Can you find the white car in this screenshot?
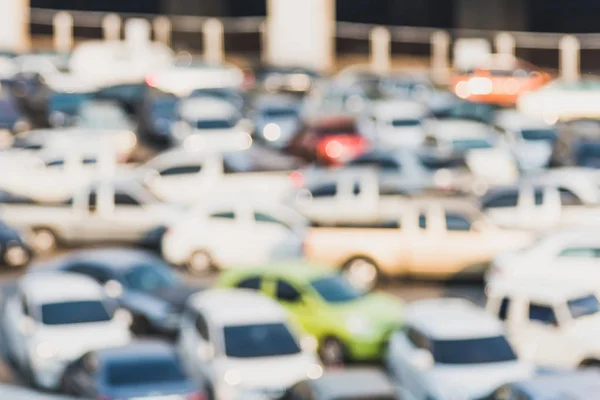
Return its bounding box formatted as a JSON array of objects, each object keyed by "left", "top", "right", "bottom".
[
  {"left": 518, "top": 79, "right": 600, "bottom": 124},
  {"left": 488, "top": 229, "right": 600, "bottom": 285},
  {"left": 162, "top": 201, "right": 307, "bottom": 275},
  {"left": 494, "top": 109, "right": 557, "bottom": 171},
  {"left": 531, "top": 167, "right": 600, "bottom": 204},
  {"left": 177, "top": 289, "right": 322, "bottom": 400},
  {"left": 2, "top": 272, "right": 132, "bottom": 389},
  {"left": 486, "top": 278, "right": 600, "bottom": 369},
  {"left": 366, "top": 100, "right": 429, "bottom": 148},
  {"left": 386, "top": 298, "right": 533, "bottom": 400},
  {"left": 173, "top": 97, "right": 253, "bottom": 153}
]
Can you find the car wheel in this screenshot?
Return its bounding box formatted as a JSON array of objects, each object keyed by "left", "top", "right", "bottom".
[
  {"left": 580, "top": 359, "right": 600, "bottom": 370},
  {"left": 319, "top": 337, "right": 345, "bottom": 366},
  {"left": 342, "top": 257, "right": 380, "bottom": 292},
  {"left": 187, "top": 251, "right": 214, "bottom": 276},
  {"left": 30, "top": 228, "right": 58, "bottom": 254}
]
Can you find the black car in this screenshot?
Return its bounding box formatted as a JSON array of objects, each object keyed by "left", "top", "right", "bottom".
[
  {"left": 0, "top": 90, "right": 30, "bottom": 134},
  {"left": 57, "top": 248, "right": 201, "bottom": 336},
  {"left": 138, "top": 92, "right": 179, "bottom": 147},
  {"left": 46, "top": 90, "right": 94, "bottom": 127},
  {"left": 61, "top": 341, "right": 205, "bottom": 400},
  {"left": 0, "top": 220, "right": 32, "bottom": 269}
]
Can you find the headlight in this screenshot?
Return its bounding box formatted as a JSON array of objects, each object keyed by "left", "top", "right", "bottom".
[
  {"left": 263, "top": 123, "right": 281, "bottom": 141},
  {"left": 118, "top": 131, "right": 137, "bottom": 151},
  {"left": 306, "top": 363, "right": 323, "bottom": 380},
  {"left": 224, "top": 369, "right": 241, "bottom": 386},
  {"left": 35, "top": 342, "right": 58, "bottom": 359},
  {"left": 345, "top": 315, "right": 374, "bottom": 336}
]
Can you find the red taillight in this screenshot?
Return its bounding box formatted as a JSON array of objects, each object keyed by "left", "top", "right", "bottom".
[
  {"left": 289, "top": 171, "right": 305, "bottom": 189},
  {"left": 187, "top": 392, "right": 207, "bottom": 400},
  {"left": 145, "top": 73, "right": 158, "bottom": 88},
  {"left": 325, "top": 140, "right": 343, "bottom": 159}
]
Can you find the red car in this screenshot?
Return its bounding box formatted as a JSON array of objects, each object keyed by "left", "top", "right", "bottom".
[{"left": 287, "top": 115, "right": 369, "bottom": 166}]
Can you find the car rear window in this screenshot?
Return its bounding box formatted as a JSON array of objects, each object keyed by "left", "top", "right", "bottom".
[
  {"left": 106, "top": 357, "right": 187, "bottom": 386},
  {"left": 41, "top": 300, "right": 112, "bottom": 325},
  {"left": 431, "top": 336, "right": 517, "bottom": 364},
  {"left": 223, "top": 323, "right": 301, "bottom": 358},
  {"left": 195, "top": 119, "right": 237, "bottom": 130}
]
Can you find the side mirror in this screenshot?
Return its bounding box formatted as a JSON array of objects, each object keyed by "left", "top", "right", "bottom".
[
  {"left": 104, "top": 280, "right": 124, "bottom": 299},
  {"left": 18, "top": 315, "right": 36, "bottom": 336},
  {"left": 411, "top": 349, "right": 434, "bottom": 371},
  {"left": 197, "top": 342, "right": 215, "bottom": 361}
]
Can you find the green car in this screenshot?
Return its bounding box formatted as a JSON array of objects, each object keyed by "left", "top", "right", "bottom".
[{"left": 217, "top": 260, "right": 403, "bottom": 365}]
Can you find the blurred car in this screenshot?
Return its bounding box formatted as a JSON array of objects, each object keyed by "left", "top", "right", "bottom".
[
  {"left": 218, "top": 261, "right": 403, "bottom": 365},
  {"left": 178, "top": 289, "right": 322, "bottom": 400},
  {"left": 486, "top": 278, "right": 600, "bottom": 368},
  {"left": 61, "top": 341, "right": 204, "bottom": 400},
  {"left": 484, "top": 370, "right": 600, "bottom": 400},
  {"left": 551, "top": 119, "right": 600, "bottom": 167},
  {"left": 254, "top": 65, "right": 320, "bottom": 94},
  {"left": 494, "top": 109, "right": 557, "bottom": 171},
  {"left": 287, "top": 114, "right": 369, "bottom": 166},
  {"left": 282, "top": 368, "right": 399, "bottom": 400},
  {"left": 452, "top": 55, "right": 550, "bottom": 105},
  {"left": 94, "top": 83, "right": 147, "bottom": 116},
  {"left": 173, "top": 97, "right": 253, "bottom": 153},
  {"left": 252, "top": 95, "right": 302, "bottom": 149},
  {"left": 162, "top": 201, "right": 307, "bottom": 275},
  {"left": 2, "top": 272, "right": 132, "bottom": 390},
  {"left": 140, "top": 146, "right": 304, "bottom": 204},
  {"left": 58, "top": 248, "right": 200, "bottom": 336},
  {"left": 365, "top": 100, "right": 429, "bottom": 148},
  {"left": 0, "top": 219, "right": 32, "bottom": 268},
  {"left": 487, "top": 230, "right": 600, "bottom": 285},
  {"left": 304, "top": 198, "right": 534, "bottom": 290},
  {"left": 518, "top": 78, "right": 600, "bottom": 124},
  {"left": 386, "top": 298, "right": 533, "bottom": 400},
  {"left": 137, "top": 91, "right": 179, "bottom": 146},
  {"left": 529, "top": 167, "right": 600, "bottom": 204},
  {"left": 46, "top": 90, "right": 93, "bottom": 127},
  {"left": 189, "top": 87, "right": 247, "bottom": 113},
  {"left": 0, "top": 89, "right": 30, "bottom": 143}
]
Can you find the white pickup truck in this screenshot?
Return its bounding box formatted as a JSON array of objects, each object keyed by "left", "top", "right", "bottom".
[
  {"left": 140, "top": 146, "right": 304, "bottom": 204},
  {"left": 0, "top": 179, "right": 181, "bottom": 253},
  {"left": 481, "top": 184, "right": 600, "bottom": 231}
]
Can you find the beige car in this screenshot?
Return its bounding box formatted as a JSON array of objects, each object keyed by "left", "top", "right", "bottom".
[{"left": 303, "top": 199, "right": 535, "bottom": 290}]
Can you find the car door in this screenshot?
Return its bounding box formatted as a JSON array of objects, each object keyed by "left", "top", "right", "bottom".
[
  {"left": 388, "top": 327, "right": 433, "bottom": 400},
  {"left": 251, "top": 210, "right": 298, "bottom": 264},
  {"left": 514, "top": 302, "right": 565, "bottom": 366},
  {"left": 272, "top": 279, "right": 316, "bottom": 335},
  {"left": 481, "top": 188, "right": 522, "bottom": 228},
  {"left": 4, "top": 290, "right": 30, "bottom": 367},
  {"left": 205, "top": 207, "right": 254, "bottom": 266},
  {"left": 179, "top": 309, "right": 215, "bottom": 383},
  {"left": 409, "top": 206, "right": 448, "bottom": 277}
]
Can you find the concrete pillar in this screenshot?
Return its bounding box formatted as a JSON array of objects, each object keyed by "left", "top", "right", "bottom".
[
  {"left": 370, "top": 27, "right": 391, "bottom": 74},
  {"left": 125, "top": 19, "right": 152, "bottom": 48},
  {"left": 203, "top": 18, "right": 225, "bottom": 64},
  {"left": 153, "top": 16, "right": 172, "bottom": 47},
  {"left": 266, "top": 0, "right": 335, "bottom": 72},
  {"left": 431, "top": 30, "right": 450, "bottom": 85},
  {"left": 53, "top": 12, "right": 73, "bottom": 54},
  {"left": 495, "top": 32, "right": 515, "bottom": 57},
  {"left": 560, "top": 35, "right": 580, "bottom": 83},
  {"left": 0, "top": 0, "right": 30, "bottom": 52},
  {"left": 102, "top": 14, "right": 122, "bottom": 41},
  {"left": 259, "top": 21, "right": 268, "bottom": 63}
]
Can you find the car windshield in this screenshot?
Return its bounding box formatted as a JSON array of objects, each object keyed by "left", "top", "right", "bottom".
[
  {"left": 452, "top": 138, "right": 493, "bottom": 151},
  {"left": 49, "top": 93, "right": 91, "bottom": 113},
  {"left": 431, "top": 336, "right": 517, "bottom": 364},
  {"left": 106, "top": 357, "right": 187, "bottom": 386},
  {"left": 314, "top": 123, "right": 358, "bottom": 136},
  {"left": 223, "top": 323, "right": 301, "bottom": 358},
  {"left": 151, "top": 99, "right": 178, "bottom": 118},
  {"left": 124, "top": 264, "right": 179, "bottom": 292},
  {"left": 195, "top": 118, "right": 237, "bottom": 130},
  {"left": 264, "top": 108, "right": 298, "bottom": 118},
  {"left": 311, "top": 276, "right": 363, "bottom": 303},
  {"left": 521, "top": 129, "right": 557, "bottom": 141},
  {"left": 78, "top": 104, "right": 131, "bottom": 130},
  {"left": 391, "top": 119, "right": 421, "bottom": 128},
  {"left": 568, "top": 295, "right": 600, "bottom": 319},
  {"left": 41, "top": 300, "right": 113, "bottom": 325}
]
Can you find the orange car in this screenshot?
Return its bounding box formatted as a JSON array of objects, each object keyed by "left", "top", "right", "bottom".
[{"left": 452, "top": 56, "right": 551, "bottom": 105}]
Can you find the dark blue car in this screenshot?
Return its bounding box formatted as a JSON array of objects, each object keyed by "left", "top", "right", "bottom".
[
  {"left": 57, "top": 248, "right": 201, "bottom": 336},
  {"left": 61, "top": 341, "right": 205, "bottom": 400}
]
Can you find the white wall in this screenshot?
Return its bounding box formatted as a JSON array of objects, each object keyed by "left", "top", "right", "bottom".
[
  {"left": 0, "top": 0, "right": 29, "bottom": 52},
  {"left": 266, "top": 0, "right": 335, "bottom": 72}
]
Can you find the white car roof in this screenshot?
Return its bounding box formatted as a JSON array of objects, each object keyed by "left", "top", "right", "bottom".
[
  {"left": 426, "top": 120, "right": 492, "bottom": 141},
  {"left": 188, "top": 289, "right": 289, "bottom": 327},
  {"left": 495, "top": 109, "right": 552, "bottom": 130},
  {"left": 487, "top": 277, "right": 597, "bottom": 304},
  {"left": 373, "top": 100, "right": 429, "bottom": 119},
  {"left": 406, "top": 298, "right": 505, "bottom": 340},
  {"left": 179, "top": 98, "right": 238, "bottom": 120},
  {"left": 147, "top": 64, "right": 243, "bottom": 96},
  {"left": 20, "top": 272, "right": 105, "bottom": 305}
]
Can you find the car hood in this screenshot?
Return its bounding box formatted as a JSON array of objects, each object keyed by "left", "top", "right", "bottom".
[
  {"left": 465, "top": 148, "right": 518, "bottom": 185},
  {"left": 106, "top": 380, "right": 197, "bottom": 399},
  {"left": 428, "top": 360, "right": 534, "bottom": 399},
  {"left": 149, "top": 285, "right": 200, "bottom": 312},
  {"left": 332, "top": 292, "right": 403, "bottom": 329}
]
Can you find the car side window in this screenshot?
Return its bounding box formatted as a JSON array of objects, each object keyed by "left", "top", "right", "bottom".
[
  {"left": 210, "top": 211, "right": 236, "bottom": 219},
  {"left": 71, "top": 265, "right": 111, "bottom": 284},
  {"left": 254, "top": 212, "right": 288, "bottom": 228},
  {"left": 534, "top": 189, "right": 544, "bottom": 206},
  {"left": 88, "top": 190, "right": 97, "bottom": 212},
  {"left": 19, "top": 293, "right": 30, "bottom": 316},
  {"left": 236, "top": 277, "right": 261, "bottom": 291},
  {"left": 406, "top": 327, "right": 430, "bottom": 350},
  {"left": 276, "top": 280, "right": 302, "bottom": 303},
  {"left": 529, "top": 303, "right": 558, "bottom": 326},
  {"left": 418, "top": 214, "right": 427, "bottom": 229},
  {"left": 482, "top": 192, "right": 519, "bottom": 209},
  {"left": 498, "top": 297, "right": 511, "bottom": 321},
  {"left": 114, "top": 192, "right": 141, "bottom": 206},
  {"left": 559, "top": 247, "right": 600, "bottom": 258},
  {"left": 558, "top": 188, "right": 584, "bottom": 206},
  {"left": 195, "top": 313, "right": 210, "bottom": 341},
  {"left": 445, "top": 213, "right": 472, "bottom": 231},
  {"left": 310, "top": 183, "right": 337, "bottom": 198},
  {"left": 159, "top": 165, "right": 202, "bottom": 176},
  {"left": 45, "top": 159, "right": 65, "bottom": 167}
]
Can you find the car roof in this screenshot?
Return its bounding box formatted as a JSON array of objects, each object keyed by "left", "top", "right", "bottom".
[
  {"left": 494, "top": 109, "right": 552, "bottom": 130},
  {"left": 406, "top": 298, "right": 504, "bottom": 340},
  {"left": 222, "top": 260, "right": 332, "bottom": 283},
  {"left": 95, "top": 340, "right": 176, "bottom": 362},
  {"left": 373, "top": 100, "right": 429, "bottom": 118},
  {"left": 178, "top": 97, "right": 238, "bottom": 119},
  {"left": 513, "top": 370, "right": 600, "bottom": 398},
  {"left": 188, "top": 289, "right": 289, "bottom": 326},
  {"left": 426, "top": 119, "right": 492, "bottom": 140},
  {"left": 311, "top": 368, "right": 396, "bottom": 398},
  {"left": 66, "top": 247, "right": 162, "bottom": 271},
  {"left": 487, "top": 277, "right": 598, "bottom": 304},
  {"left": 21, "top": 272, "right": 105, "bottom": 304}
]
